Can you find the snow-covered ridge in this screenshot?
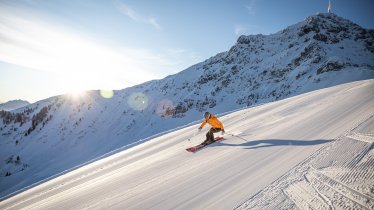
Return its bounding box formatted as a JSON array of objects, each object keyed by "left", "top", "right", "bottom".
[
  {"left": 0, "top": 100, "right": 30, "bottom": 111},
  {"left": 0, "top": 13, "right": 373, "bottom": 198}
]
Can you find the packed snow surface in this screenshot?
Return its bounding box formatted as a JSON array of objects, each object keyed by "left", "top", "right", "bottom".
[{"left": 1, "top": 79, "right": 373, "bottom": 209}]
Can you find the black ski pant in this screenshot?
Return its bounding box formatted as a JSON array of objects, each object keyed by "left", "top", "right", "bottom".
[{"left": 204, "top": 127, "right": 222, "bottom": 144}]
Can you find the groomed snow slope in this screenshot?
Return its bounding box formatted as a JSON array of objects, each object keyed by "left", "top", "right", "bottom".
[{"left": 1, "top": 79, "right": 373, "bottom": 209}]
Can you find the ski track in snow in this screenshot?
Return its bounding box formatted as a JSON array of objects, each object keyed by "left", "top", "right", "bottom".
[{"left": 236, "top": 112, "right": 374, "bottom": 210}]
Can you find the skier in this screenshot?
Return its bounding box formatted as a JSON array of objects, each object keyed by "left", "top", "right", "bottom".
[{"left": 198, "top": 112, "right": 225, "bottom": 145}]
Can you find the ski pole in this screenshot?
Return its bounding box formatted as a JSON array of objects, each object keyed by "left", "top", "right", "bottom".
[{"left": 227, "top": 132, "right": 248, "bottom": 142}]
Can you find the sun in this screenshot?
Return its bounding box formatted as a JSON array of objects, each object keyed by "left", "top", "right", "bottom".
[
  {"left": 69, "top": 90, "right": 85, "bottom": 97},
  {"left": 67, "top": 89, "right": 87, "bottom": 101}
]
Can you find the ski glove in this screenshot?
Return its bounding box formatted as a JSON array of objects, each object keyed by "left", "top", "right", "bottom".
[{"left": 198, "top": 127, "right": 202, "bottom": 132}]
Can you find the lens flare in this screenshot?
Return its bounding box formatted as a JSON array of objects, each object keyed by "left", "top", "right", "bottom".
[
  {"left": 127, "top": 92, "right": 148, "bottom": 111},
  {"left": 100, "top": 90, "right": 114, "bottom": 99}
]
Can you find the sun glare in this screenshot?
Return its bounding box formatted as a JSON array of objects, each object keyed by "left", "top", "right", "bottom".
[
  {"left": 0, "top": 5, "right": 168, "bottom": 103},
  {"left": 68, "top": 89, "right": 87, "bottom": 100}
]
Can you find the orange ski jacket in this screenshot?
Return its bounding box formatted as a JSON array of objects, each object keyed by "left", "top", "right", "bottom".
[{"left": 199, "top": 114, "right": 224, "bottom": 130}]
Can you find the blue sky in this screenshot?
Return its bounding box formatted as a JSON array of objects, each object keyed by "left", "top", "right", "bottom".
[{"left": 0, "top": 0, "right": 373, "bottom": 103}]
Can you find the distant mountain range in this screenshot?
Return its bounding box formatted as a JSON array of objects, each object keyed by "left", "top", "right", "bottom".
[
  {"left": 0, "top": 100, "right": 30, "bottom": 111},
  {"left": 1, "top": 13, "right": 373, "bottom": 198}
]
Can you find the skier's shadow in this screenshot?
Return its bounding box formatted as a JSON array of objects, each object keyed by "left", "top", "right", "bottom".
[{"left": 215, "top": 138, "right": 333, "bottom": 149}]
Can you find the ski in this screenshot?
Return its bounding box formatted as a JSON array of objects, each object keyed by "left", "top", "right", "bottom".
[{"left": 186, "top": 136, "right": 224, "bottom": 153}]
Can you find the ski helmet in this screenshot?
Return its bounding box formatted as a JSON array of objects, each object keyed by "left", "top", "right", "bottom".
[{"left": 204, "top": 112, "right": 210, "bottom": 118}]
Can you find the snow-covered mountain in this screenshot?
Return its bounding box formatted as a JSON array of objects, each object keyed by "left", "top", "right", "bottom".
[
  {"left": 0, "top": 100, "right": 30, "bottom": 111},
  {"left": 0, "top": 13, "right": 373, "bottom": 198}
]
